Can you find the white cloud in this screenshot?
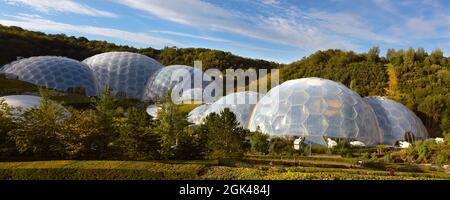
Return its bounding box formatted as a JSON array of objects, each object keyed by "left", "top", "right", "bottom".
[
  {"left": 113, "top": 0, "right": 393, "bottom": 51},
  {"left": 372, "top": 0, "right": 397, "bottom": 14},
  {"left": 4, "top": 0, "right": 117, "bottom": 18},
  {"left": 149, "top": 30, "right": 231, "bottom": 43},
  {"left": 261, "top": 0, "right": 280, "bottom": 6},
  {"left": 0, "top": 14, "right": 177, "bottom": 47},
  {"left": 405, "top": 18, "right": 437, "bottom": 37}
]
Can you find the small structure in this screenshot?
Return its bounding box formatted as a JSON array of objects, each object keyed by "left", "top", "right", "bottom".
[
  {"left": 435, "top": 137, "right": 444, "bottom": 144},
  {"left": 399, "top": 141, "right": 411, "bottom": 149},
  {"left": 350, "top": 141, "right": 366, "bottom": 147},
  {"left": 293, "top": 138, "right": 304, "bottom": 150},
  {"left": 327, "top": 138, "right": 337, "bottom": 148},
  {"left": 146, "top": 105, "right": 161, "bottom": 119}
]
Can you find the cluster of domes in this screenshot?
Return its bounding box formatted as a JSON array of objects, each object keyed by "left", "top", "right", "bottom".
[
  {"left": 1, "top": 52, "right": 429, "bottom": 146},
  {"left": 188, "top": 78, "right": 429, "bottom": 146},
  {"left": 1, "top": 52, "right": 213, "bottom": 103}
]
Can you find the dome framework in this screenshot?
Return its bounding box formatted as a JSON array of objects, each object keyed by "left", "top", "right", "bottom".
[
  {"left": 1, "top": 56, "right": 99, "bottom": 96},
  {"left": 83, "top": 52, "right": 163, "bottom": 100},
  {"left": 364, "top": 96, "right": 428, "bottom": 145},
  {"left": 248, "top": 78, "right": 383, "bottom": 146}
]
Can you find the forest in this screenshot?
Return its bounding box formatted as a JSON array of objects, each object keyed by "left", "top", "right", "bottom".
[{"left": 0, "top": 24, "right": 449, "bottom": 138}]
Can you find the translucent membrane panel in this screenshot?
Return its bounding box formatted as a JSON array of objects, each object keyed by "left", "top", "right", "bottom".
[
  {"left": 249, "top": 77, "right": 383, "bottom": 146},
  {"left": 143, "top": 65, "right": 213, "bottom": 102},
  {"left": 188, "top": 104, "right": 211, "bottom": 125},
  {"left": 188, "top": 91, "right": 263, "bottom": 128},
  {"left": 2, "top": 56, "right": 99, "bottom": 96},
  {"left": 364, "top": 96, "right": 428, "bottom": 145},
  {"left": 83, "top": 52, "right": 163, "bottom": 100}
]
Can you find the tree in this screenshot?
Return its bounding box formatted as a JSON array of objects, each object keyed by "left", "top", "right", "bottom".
[
  {"left": 172, "top": 126, "right": 207, "bottom": 160},
  {"left": 154, "top": 95, "right": 190, "bottom": 159},
  {"left": 59, "top": 109, "right": 107, "bottom": 159},
  {"left": 366, "top": 46, "right": 380, "bottom": 62},
  {"left": 249, "top": 128, "right": 269, "bottom": 155},
  {"left": 8, "top": 89, "right": 66, "bottom": 158},
  {"left": 91, "top": 86, "right": 118, "bottom": 157},
  {"left": 0, "top": 99, "right": 16, "bottom": 155},
  {"left": 202, "top": 108, "right": 248, "bottom": 159},
  {"left": 113, "top": 107, "right": 160, "bottom": 160}
]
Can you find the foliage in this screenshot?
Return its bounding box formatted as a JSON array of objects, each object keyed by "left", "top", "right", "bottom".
[
  {"left": 154, "top": 96, "right": 190, "bottom": 159},
  {"left": 268, "top": 137, "right": 296, "bottom": 156},
  {"left": 201, "top": 108, "right": 249, "bottom": 159},
  {"left": 113, "top": 107, "right": 160, "bottom": 160},
  {"left": 0, "top": 25, "right": 278, "bottom": 70},
  {"left": 0, "top": 100, "right": 16, "bottom": 155},
  {"left": 59, "top": 109, "right": 106, "bottom": 159},
  {"left": 8, "top": 89, "right": 66, "bottom": 158},
  {"left": 280, "top": 49, "right": 388, "bottom": 96},
  {"left": 249, "top": 128, "right": 270, "bottom": 155},
  {"left": 0, "top": 160, "right": 205, "bottom": 180}
]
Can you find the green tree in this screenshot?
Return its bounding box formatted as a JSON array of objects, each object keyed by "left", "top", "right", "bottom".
[
  {"left": 113, "top": 107, "right": 160, "bottom": 160},
  {"left": 154, "top": 96, "right": 190, "bottom": 159},
  {"left": 202, "top": 108, "right": 248, "bottom": 159},
  {"left": 60, "top": 109, "right": 107, "bottom": 159},
  {"left": 91, "top": 86, "right": 118, "bottom": 157},
  {"left": 8, "top": 89, "right": 65, "bottom": 158},
  {"left": 249, "top": 128, "right": 269, "bottom": 155},
  {"left": 0, "top": 99, "right": 16, "bottom": 155}
]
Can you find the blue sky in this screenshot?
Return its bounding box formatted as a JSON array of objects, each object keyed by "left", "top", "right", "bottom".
[{"left": 0, "top": 0, "right": 449, "bottom": 63}]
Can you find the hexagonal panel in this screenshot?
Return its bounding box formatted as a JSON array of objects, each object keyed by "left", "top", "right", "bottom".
[{"left": 1, "top": 56, "right": 99, "bottom": 96}]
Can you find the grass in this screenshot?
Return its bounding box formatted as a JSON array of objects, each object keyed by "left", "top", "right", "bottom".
[{"left": 0, "top": 156, "right": 448, "bottom": 180}]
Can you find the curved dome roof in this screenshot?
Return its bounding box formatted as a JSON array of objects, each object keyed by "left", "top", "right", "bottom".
[
  {"left": 1, "top": 56, "right": 99, "bottom": 96},
  {"left": 364, "top": 96, "right": 428, "bottom": 145},
  {"left": 143, "top": 65, "right": 212, "bottom": 102},
  {"left": 188, "top": 91, "right": 263, "bottom": 128},
  {"left": 0, "top": 95, "right": 69, "bottom": 117},
  {"left": 248, "top": 78, "right": 383, "bottom": 146},
  {"left": 83, "top": 52, "right": 163, "bottom": 100}
]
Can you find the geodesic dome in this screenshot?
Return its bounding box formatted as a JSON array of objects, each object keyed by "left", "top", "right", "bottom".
[
  {"left": 364, "top": 96, "right": 428, "bottom": 145},
  {"left": 0, "top": 95, "right": 69, "bottom": 117},
  {"left": 0, "top": 95, "right": 41, "bottom": 110},
  {"left": 1, "top": 56, "right": 99, "bottom": 96},
  {"left": 188, "top": 91, "right": 263, "bottom": 128},
  {"left": 83, "top": 52, "right": 163, "bottom": 100},
  {"left": 248, "top": 78, "right": 383, "bottom": 146},
  {"left": 143, "top": 65, "right": 212, "bottom": 102}
]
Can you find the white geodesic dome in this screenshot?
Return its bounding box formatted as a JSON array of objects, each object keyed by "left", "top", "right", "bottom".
[
  {"left": 364, "top": 96, "right": 428, "bottom": 145},
  {"left": 83, "top": 52, "right": 163, "bottom": 100},
  {"left": 0, "top": 95, "right": 41, "bottom": 110},
  {"left": 0, "top": 95, "right": 69, "bottom": 117},
  {"left": 188, "top": 91, "right": 263, "bottom": 128},
  {"left": 248, "top": 78, "right": 383, "bottom": 146},
  {"left": 143, "top": 65, "right": 212, "bottom": 102},
  {"left": 1, "top": 56, "right": 99, "bottom": 96}
]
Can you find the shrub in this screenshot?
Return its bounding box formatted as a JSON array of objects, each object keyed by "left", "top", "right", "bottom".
[
  {"left": 249, "top": 129, "right": 269, "bottom": 155},
  {"left": 8, "top": 90, "right": 66, "bottom": 158},
  {"left": 113, "top": 107, "right": 160, "bottom": 160}
]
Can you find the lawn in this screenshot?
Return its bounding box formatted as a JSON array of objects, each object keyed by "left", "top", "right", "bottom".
[{"left": 0, "top": 156, "right": 448, "bottom": 180}]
